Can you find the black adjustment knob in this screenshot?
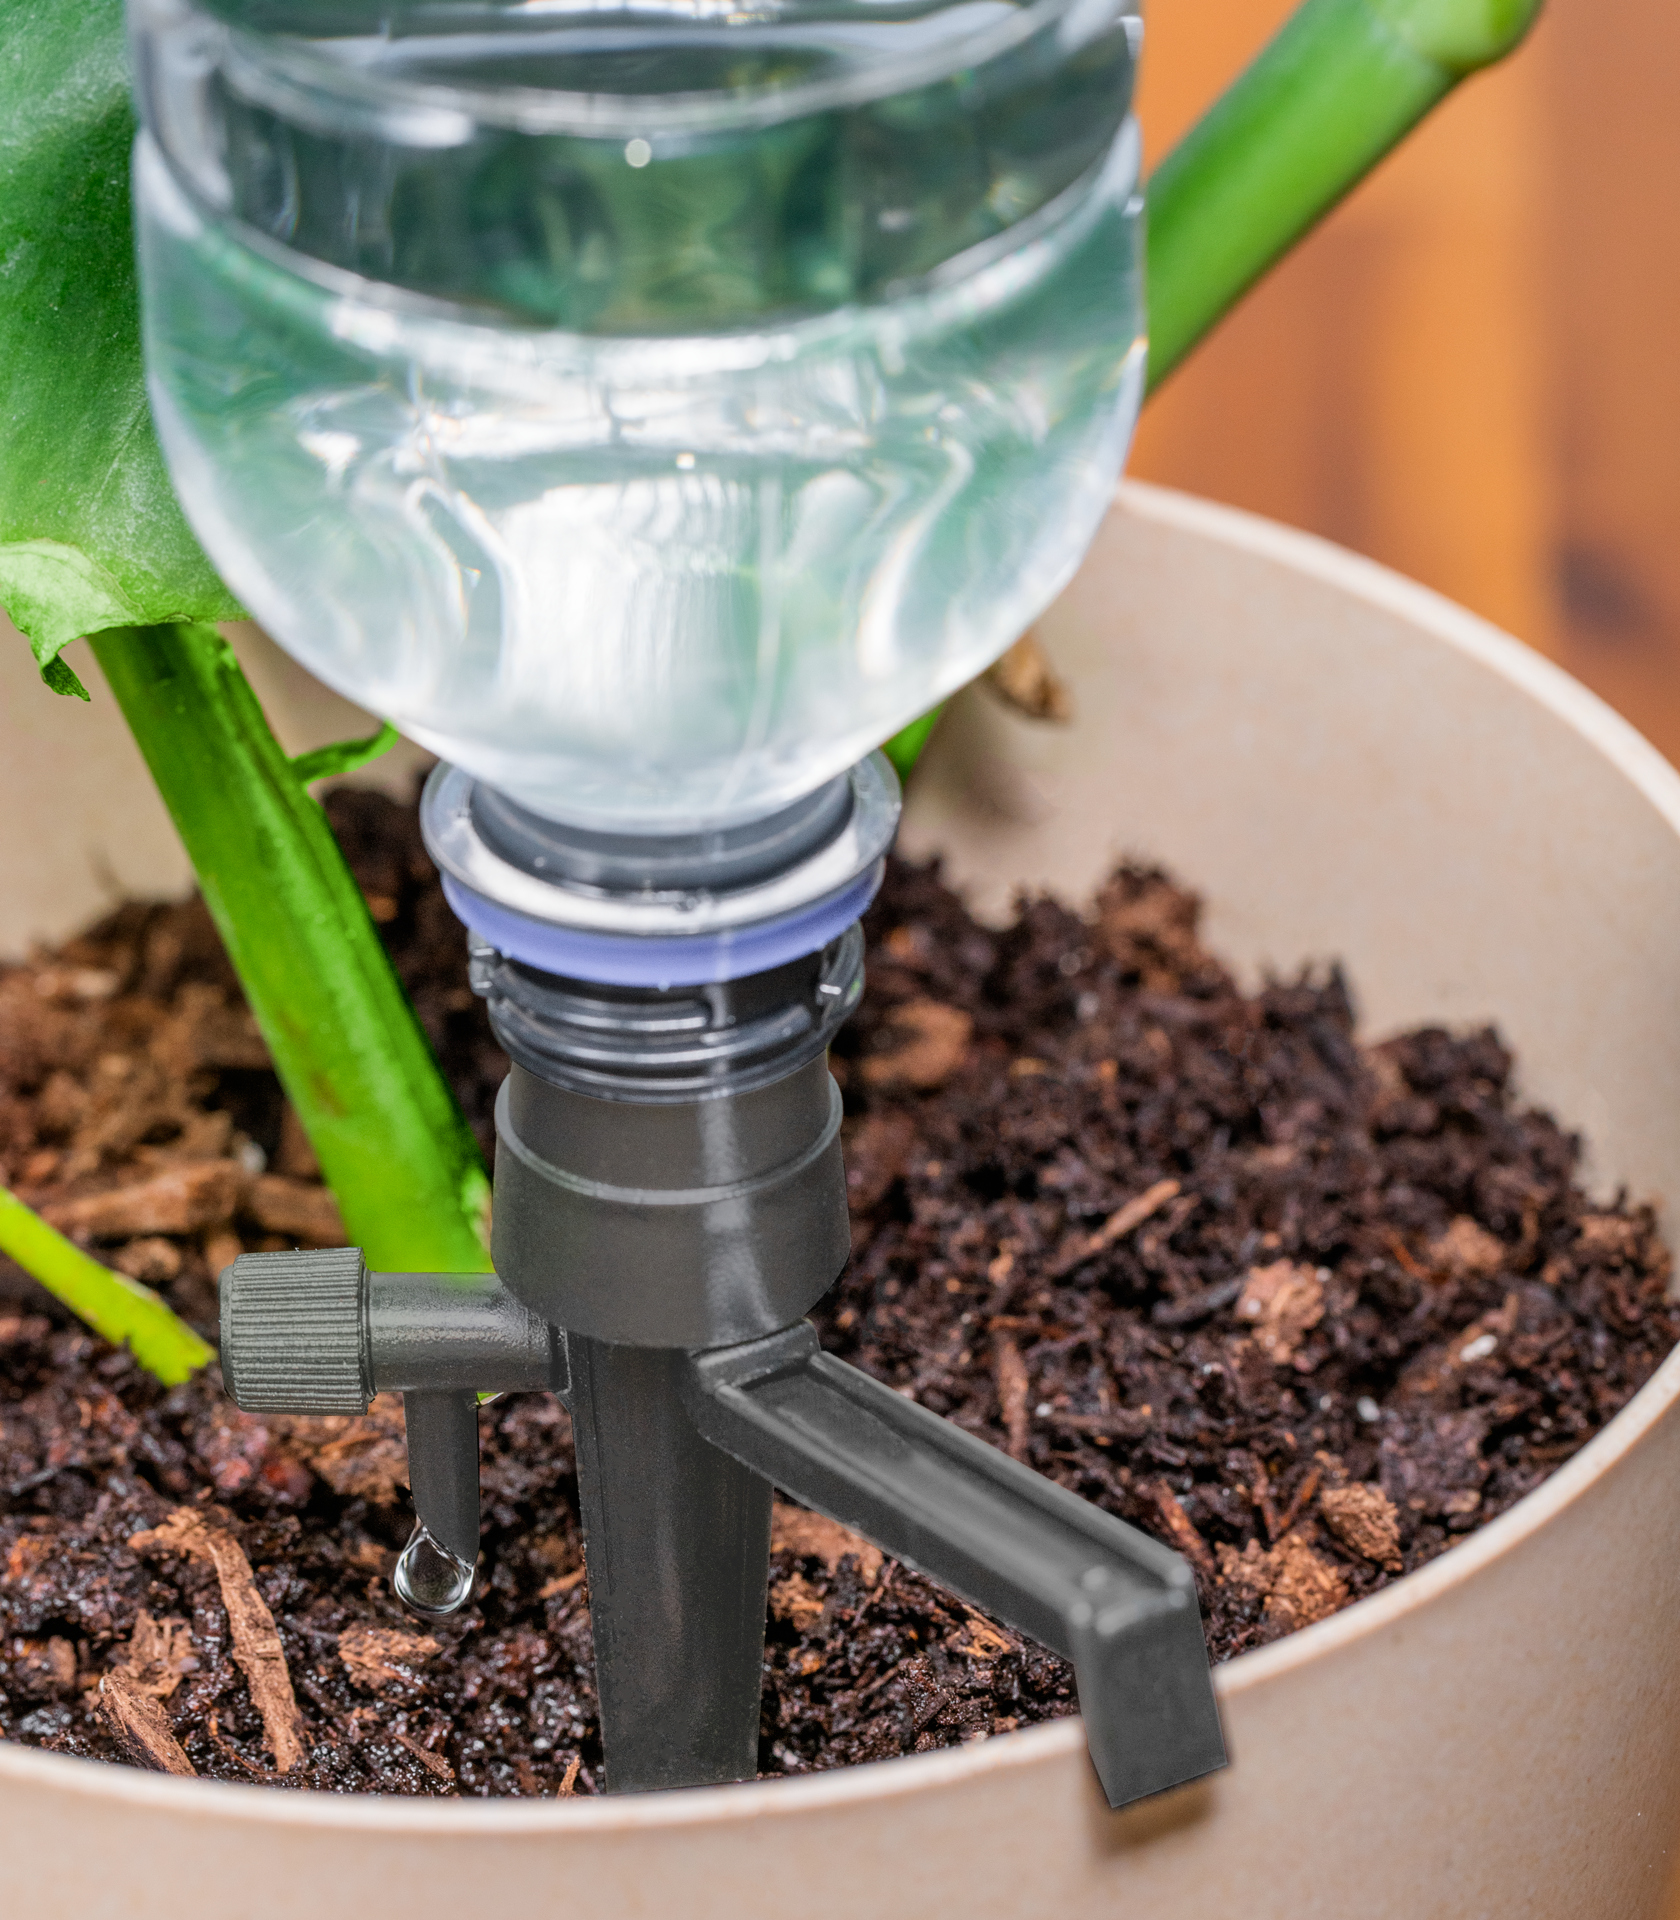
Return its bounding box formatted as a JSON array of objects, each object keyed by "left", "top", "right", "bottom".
[{"left": 219, "top": 1247, "right": 370, "bottom": 1415}]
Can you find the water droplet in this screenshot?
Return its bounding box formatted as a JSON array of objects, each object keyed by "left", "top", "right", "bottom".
[{"left": 393, "top": 1522, "right": 476, "bottom": 1616}]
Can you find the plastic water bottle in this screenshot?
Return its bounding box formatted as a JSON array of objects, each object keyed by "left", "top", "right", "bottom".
[{"left": 131, "top": 0, "right": 1146, "bottom": 831}]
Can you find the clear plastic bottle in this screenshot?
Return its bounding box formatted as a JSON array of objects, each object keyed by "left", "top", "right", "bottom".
[{"left": 131, "top": 0, "right": 1146, "bottom": 831}]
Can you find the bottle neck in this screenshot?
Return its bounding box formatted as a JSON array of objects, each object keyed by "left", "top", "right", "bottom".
[{"left": 421, "top": 753, "right": 900, "bottom": 992}]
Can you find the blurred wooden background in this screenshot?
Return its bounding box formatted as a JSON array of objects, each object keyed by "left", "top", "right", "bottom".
[{"left": 1131, "top": 0, "right": 1680, "bottom": 764}]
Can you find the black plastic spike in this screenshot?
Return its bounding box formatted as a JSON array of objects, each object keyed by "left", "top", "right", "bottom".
[{"left": 682, "top": 1322, "right": 1227, "bottom": 1809}]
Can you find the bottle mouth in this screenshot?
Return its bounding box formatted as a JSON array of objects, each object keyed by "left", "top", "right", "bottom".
[
  {"left": 198, "top": 0, "right": 1136, "bottom": 138},
  {"left": 421, "top": 754, "right": 902, "bottom": 984},
  {"left": 470, "top": 772, "right": 854, "bottom": 895}
]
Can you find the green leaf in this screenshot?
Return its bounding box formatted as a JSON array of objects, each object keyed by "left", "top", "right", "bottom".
[
  {"left": 0, "top": 0, "right": 241, "bottom": 666},
  {"left": 39, "top": 655, "right": 91, "bottom": 701},
  {"left": 0, "top": 538, "right": 153, "bottom": 698}
]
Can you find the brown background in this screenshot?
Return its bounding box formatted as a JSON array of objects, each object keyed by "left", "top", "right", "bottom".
[{"left": 1130, "top": 0, "right": 1680, "bottom": 764}]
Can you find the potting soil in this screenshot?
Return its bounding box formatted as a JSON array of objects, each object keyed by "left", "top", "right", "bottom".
[{"left": 1, "top": 790, "right": 1674, "bottom": 1794}]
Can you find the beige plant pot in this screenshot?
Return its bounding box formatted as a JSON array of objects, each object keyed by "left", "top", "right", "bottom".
[{"left": 4, "top": 482, "right": 1680, "bottom": 1919}]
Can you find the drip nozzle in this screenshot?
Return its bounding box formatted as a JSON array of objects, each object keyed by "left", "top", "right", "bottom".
[{"left": 219, "top": 1251, "right": 567, "bottom": 1615}]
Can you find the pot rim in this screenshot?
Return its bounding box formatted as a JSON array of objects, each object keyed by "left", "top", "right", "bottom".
[{"left": 8, "top": 479, "right": 1679, "bottom": 1833}]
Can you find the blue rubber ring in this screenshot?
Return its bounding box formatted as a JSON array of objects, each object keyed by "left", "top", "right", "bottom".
[{"left": 441, "top": 865, "right": 884, "bottom": 987}]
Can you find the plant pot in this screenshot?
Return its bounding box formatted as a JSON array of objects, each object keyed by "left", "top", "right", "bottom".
[{"left": 5, "top": 481, "right": 1680, "bottom": 1919}]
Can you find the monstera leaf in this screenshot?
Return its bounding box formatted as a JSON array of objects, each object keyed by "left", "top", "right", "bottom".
[{"left": 0, "top": 0, "right": 239, "bottom": 697}]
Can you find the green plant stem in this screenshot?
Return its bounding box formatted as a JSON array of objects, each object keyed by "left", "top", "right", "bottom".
[
  {"left": 883, "top": 707, "right": 945, "bottom": 785},
  {"left": 89, "top": 623, "right": 492, "bottom": 1274},
  {"left": 0, "top": 1186, "right": 212, "bottom": 1385},
  {"left": 1145, "top": 0, "right": 1544, "bottom": 390}
]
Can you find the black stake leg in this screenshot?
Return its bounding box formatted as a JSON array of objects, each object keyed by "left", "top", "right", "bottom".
[
  {"left": 568, "top": 1332, "right": 772, "bottom": 1793},
  {"left": 683, "top": 1323, "right": 1228, "bottom": 1810}
]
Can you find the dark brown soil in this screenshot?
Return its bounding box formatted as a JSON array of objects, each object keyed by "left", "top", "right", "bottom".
[{"left": 1, "top": 789, "right": 1675, "bottom": 1794}]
